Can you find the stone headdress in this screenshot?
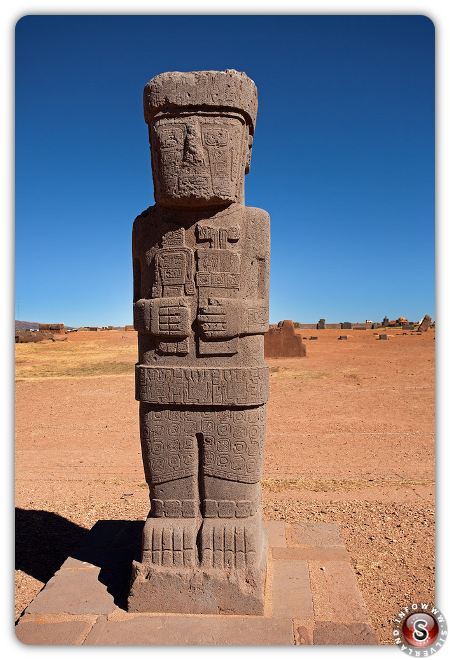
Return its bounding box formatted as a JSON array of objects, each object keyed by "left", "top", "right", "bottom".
[{"left": 143, "top": 69, "right": 258, "bottom": 134}]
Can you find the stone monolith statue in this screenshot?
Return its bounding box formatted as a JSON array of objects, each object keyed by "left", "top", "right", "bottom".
[{"left": 127, "top": 70, "right": 270, "bottom": 615}]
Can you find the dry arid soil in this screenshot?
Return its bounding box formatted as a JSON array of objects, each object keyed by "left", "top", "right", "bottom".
[{"left": 15, "top": 327, "right": 435, "bottom": 644}]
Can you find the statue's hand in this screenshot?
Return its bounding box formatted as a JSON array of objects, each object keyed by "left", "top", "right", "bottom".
[
  {"left": 197, "top": 299, "right": 241, "bottom": 340},
  {"left": 133, "top": 298, "right": 191, "bottom": 337},
  {"left": 151, "top": 298, "right": 191, "bottom": 338}
]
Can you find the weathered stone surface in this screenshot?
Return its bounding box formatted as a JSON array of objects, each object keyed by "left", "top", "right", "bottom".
[
  {"left": 16, "top": 521, "right": 375, "bottom": 646},
  {"left": 418, "top": 314, "right": 432, "bottom": 331},
  {"left": 263, "top": 520, "right": 287, "bottom": 547},
  {"left": 129, "top": 70, "right": 270, "bottom": 614},
  {"left": 128, "top": 530, "right": 268, "bottom": 615},
  {"left": 38, "top": 323, "right": 65, "bottom": 334},
  {"left": 143, "top": 70, "right": 258, "bottom": 136},
  {"left": 272, "top": 546, "right": 349, "bottom": 562},
  {"left": 85, "top": 613, "right": 295, "bottom": 645},
  {"left": 308, "top": 561, "right": 370, "bottom": 623},
  {"left": 264, "top": 320, "right": 306, "bottom": 358},
  {"left": 16, "top": 619, "right": 92, "bottom": 645},
  {"left": 25, "top": 569, "right": 118, "bottom": 615},
  {"left": 317, "top": 319, "right": 326, "bottom": 329},
  {"left": 313, "top": 621, "right": 378, "bottom": 645},
  {"left": 287, "top": 522, "right": 345, "bottom": 548},
  {"left": 271, "top": 560, "right": 313, "bottom": 619}
]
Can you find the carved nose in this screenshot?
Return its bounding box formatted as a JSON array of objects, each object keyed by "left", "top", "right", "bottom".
[{"left": 184, "top": 128, "right": 206, "bottom": 166}]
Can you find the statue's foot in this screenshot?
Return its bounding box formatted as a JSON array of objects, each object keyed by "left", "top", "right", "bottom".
[
  {"left": 141, "top": 517, "right": 199, "bottom": 568},
  {"left": 198, "top": 516, "right": 264, "bottom": 570},
  {"left": 129, "top": 515, "right": 267, "bottom": 614}
]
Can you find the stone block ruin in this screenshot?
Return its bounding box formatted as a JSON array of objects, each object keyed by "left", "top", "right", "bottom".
[
  {"left": 264, "top": 320, "right": 306, "bottom": 358},
  {"left": 418, "top": 315, "right": 432, "bottom": 332},
  {"left": 15, "top": 323, "right": 66, "bottom": 343}
]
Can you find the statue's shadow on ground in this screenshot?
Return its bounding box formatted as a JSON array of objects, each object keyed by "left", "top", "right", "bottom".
[{"left": 15, "top": 509, "right": 144, "bottom": 610}]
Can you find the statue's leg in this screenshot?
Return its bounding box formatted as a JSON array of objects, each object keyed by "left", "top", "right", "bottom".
[
  {"left": 149, "top": 477, "right": 198, "bottom": 518},
  {"left": 139, "top": 404, "right": 200, "bottom": 567},
  {"left": 200, "top": 477, "right": 264, "bottom": 569},
  {"left": 198, "top": 406, "right": 266, "bottom": 570}
]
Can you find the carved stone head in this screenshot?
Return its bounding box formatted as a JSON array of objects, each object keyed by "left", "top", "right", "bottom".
[{"left": 143, "top": 70, "right": 258, "bottom": 208}]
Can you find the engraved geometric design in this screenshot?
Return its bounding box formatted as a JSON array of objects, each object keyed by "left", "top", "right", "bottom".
[
  {"left": 140, "top": 406, "right": 266, "bottom": 484},
  {"left": 136, "top": 366, "right": 269, "bottom": 406}
]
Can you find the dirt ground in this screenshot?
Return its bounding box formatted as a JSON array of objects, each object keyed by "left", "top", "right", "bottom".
[{"left": 15, "top": 327, "right": 435, "bottom": 644}]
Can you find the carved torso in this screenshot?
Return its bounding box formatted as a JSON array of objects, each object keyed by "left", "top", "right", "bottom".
[{"left": 133, "top": 203, "right": 269, "bottom": 370}]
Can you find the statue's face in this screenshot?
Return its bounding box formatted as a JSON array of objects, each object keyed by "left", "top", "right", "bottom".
[{"left": 149, "top": 113, "right": 250, "bottom": 208}]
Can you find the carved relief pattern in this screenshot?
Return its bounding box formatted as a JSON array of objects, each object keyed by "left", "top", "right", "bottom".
[
  {"left": 136, "top": 366, "right": 269, "bottom": 406},
  {"left": 149, "top": 227, "right": 195, "bottom": 355},
  {"left": 140, "top": 406, "right": 265, "bottom": 484},
  {"left": 152, "top": 116, "right": 245, "bottom": 205}
]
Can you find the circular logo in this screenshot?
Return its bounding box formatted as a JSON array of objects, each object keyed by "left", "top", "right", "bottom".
[{"left": 402, "top": 613, "right": 440, "bottom": 647}]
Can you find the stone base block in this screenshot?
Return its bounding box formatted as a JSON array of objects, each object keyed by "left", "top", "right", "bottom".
[{"left": 128, "top": 528, "right": 268, "bottom": 615}]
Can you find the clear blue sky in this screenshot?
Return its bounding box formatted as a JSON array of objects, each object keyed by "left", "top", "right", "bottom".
[{"left": 15, "top": 15, "right": 435, "bottom": 327}]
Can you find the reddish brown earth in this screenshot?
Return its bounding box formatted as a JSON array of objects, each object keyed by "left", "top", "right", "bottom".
[{"left": 15, "top": 328, "right": 435, "bottom": 643}]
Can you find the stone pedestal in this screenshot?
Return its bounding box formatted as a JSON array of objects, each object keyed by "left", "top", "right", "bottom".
[
  {"left": 128, "top": 522, "right": 268, "bottom": 614},
  {"left": 16, "top": 520, "right": 378, "bottom": 645}
]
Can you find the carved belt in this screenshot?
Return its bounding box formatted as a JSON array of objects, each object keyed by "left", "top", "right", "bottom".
[{"left": 135, "top": 365, "right": 270, "bottom": 407}]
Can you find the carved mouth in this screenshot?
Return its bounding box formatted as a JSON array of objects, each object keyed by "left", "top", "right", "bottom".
[{"left": 178, "top": 175, "right": 212, "bottom": 197}]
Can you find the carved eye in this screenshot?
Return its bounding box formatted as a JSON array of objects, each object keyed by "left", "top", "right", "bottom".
[
  {"left": 202, "top": 128, "right": 228, "bottom": 147},
  {"left": 157, "top": 126, "right": 185, "bottom": 148}
]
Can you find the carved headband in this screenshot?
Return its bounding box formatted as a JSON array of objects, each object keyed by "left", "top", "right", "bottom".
[{"left": 143, "top": 69, "right": 258, "bottom": 135}]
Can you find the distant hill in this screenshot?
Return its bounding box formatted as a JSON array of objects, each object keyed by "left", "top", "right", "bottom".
[
  {"left": 15, "top": 320, "right": 40, "bottom": 331},
  {"left": 15, "top": 321, "right": 124, "bottom": 332}
]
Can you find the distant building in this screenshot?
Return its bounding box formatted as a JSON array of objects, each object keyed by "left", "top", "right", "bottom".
[{"left": 39, "top": 323, "right": 65, "bottom": 335}]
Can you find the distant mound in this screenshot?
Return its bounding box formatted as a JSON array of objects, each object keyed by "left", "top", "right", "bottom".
[
  {"left": 15, "top": 330, "right": 55, "bottom": 343},
  {"left": 15, "top": 320, "right": 39, "bottom": 331}
]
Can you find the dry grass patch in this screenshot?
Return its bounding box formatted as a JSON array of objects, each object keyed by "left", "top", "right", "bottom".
[
  {"left": 269, "top": 366, "right": 330, "bottom": 381},
  {"left": 261, "top": 477, "right": 434, "bottom": 493},
  {"left": 15, "top": 338, "right": 137, "bottom": 381}
]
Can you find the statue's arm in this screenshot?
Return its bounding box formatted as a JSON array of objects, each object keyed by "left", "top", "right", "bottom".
[
  {"left": 241, "top": 208, "right": 270, "bottom": 335},
  {"left": 132, "top": 212, "right": 191, "bottom": 338},
  {"left": 196, "top": 208, "right": 270, "bottom": 339}
]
